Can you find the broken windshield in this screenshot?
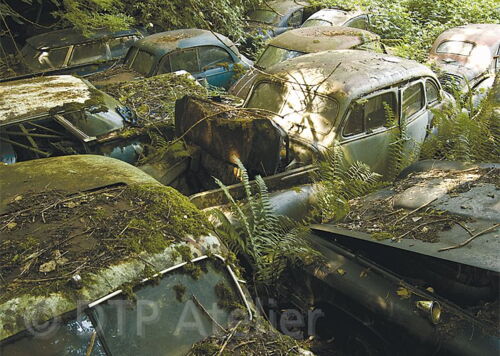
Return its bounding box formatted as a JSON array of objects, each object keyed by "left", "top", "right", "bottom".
[
  {"left": 437, "top": 41, "right": 474, "bottom": 56},
  {"left": 90, "top": 258, "right": 248, "bottom": 356},
  {"left": 246, "top": 9, "right": 280, "bottom": 25},
  {"left": 1, "top": 258, "right": 249, "bottom": 356},
  {"left": 255, "top": 46, "right": 304, "bottom": 69}
]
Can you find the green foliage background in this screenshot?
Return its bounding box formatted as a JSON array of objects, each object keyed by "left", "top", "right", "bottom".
[{"left": 2, "top": 0, "right": 498, "bottom": 59}]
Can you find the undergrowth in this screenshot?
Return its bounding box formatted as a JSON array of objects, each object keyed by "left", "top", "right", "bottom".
[{"left": 210, "top": 159, "right": 320, "bottom": 286}]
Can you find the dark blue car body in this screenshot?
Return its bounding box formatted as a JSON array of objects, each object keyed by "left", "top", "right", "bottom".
[{"left": 122, "top": 29, "right": 252, "bottom": 89}]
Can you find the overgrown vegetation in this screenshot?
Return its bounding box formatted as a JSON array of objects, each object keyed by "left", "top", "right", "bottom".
[
  {"left": 210, "top": 159, "right": 319, "bottom": 286},
  {"left": 0, "top": 184, "right": 210, "bottom": 302},
  {"left": 311, "top": 0, "right": 500, "bottom": 61},
  {"left": 313, "top": 143, "right": 385, "bottom": 222},
  {"left": 421, "top": 77, "right": 499, "bottom": 162}
]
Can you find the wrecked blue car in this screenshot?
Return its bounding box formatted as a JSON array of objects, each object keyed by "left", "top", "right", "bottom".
[
  {"left": 95, "top": 29, "right": 252, "bottom": 89},
  {"left": 7, "top": 27, "right": 145, "bottom": 80},
  {"left": 244, "top": 0, "right": 311, "bottom": 38},
  {"left": 0, "top": 75, "right": 143, "bottom": 165}
]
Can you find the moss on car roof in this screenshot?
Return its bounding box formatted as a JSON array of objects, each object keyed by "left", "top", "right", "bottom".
[
  {"left": 269, "top": 26, "right": 380, "bottom": 53},
  {"left": 134, "top": 29, "right": 238, "bottom": 58},
  {"left": 256, "top": 49, "right": 436, "bottom": 102},
  {"left": 0, "top": 156, "right": 216, "bottom": 340},
  {"left": 0, "top": 75, "right": 113, "bottom": 124}
]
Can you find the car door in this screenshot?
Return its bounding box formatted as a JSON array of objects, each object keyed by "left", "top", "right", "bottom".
[
  {"left": 66, "top": 40, "right": 111, "bottom": 76},
  {"left": 339, "top": 89, "right": 399, "bottom": 174},
  {"left": 400, "top": 80, "right": 428, "bottom": 155},
  {"left": 197, "top": 46, "right": 236, "bottom": 88}
]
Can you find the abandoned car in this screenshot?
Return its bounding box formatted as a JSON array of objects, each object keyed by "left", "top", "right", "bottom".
[
  {"left": 428, "top": 24, "right": 500, "bottom": 102},
  {"left": 244, "top": 0, "right": 311, "bottom": 38},
  {"left": 0, "top": 155, "right": 254, "bottom": 355},
  {"left": 301, "top": 8, "right": 370, "bottom": 30},
  {"left": 5, "top": 27, "right": 145, "bottom": 80},
  {"left": 229, "top": 26, "right": 384, "bottom": 99},
  {"left": 241, "top": 49, "right": 451, "bottom": 175},
  {"left": 0, "top": 75, "right": 144, "bottom": 165},
  {"left": 92, "top": 29, "right": 252, "bottom": 89},
  {"left": 274, "top": 161, "right": 499, "bottom": 355}
]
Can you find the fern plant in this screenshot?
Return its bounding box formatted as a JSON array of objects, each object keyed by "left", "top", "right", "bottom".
[
  {"left": 210, "top": 160, "right": 320, "bottom": 286},
  {"left": 420, "top": 78, "right": 499, "bottom": 162},
  {"left": 313, "top": 142, "right": 384, "bottom": 223}
]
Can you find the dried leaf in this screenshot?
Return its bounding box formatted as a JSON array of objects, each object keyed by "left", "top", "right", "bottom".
[
  {"left": 337, "top": 268, "right": 346, "bottom": 276},
  {"left": 39, "top": 260, "right": 57, "bottom": 273},
  {"left": 14, "top": 195, "right": 23, "bottom": 202},
  {"left": 396, "top": 287, "right": 411, "bottom": 299},
  {"left": 7, "top": 222, "right": 17, "bottom": 230}
]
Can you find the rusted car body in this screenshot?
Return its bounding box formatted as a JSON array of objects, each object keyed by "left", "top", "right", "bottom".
[
  {"left": 301, "top": 8, "right": 370, "bottom": 29},
  {"left": 428, "top": 24, "right": 500, "bottom": 101},
  {"left": 272, "top": 161, "right": 499, "bottom": 355},
  {"left": 243, "top": 50, "right": 450, "bottom": 175},
  {"left": 0, "top": 155, "right": 256, "bottom": 355},
  {"left": 229, "top": 26, "right": 383, "bottom": 99},
  {"left": 0, "top": 75, "right": 143, "bottom": 165},
  {"left": 2, "top": 28, "right": 144, "bottom": 81},
  {"left": 92, "top": 29, "right": 252, "bottom": 89},
  {"left": 244, "top": 0, "right": 311, "bottom": 38}
]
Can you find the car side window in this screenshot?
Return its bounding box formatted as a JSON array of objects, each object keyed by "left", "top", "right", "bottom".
[
  {"left": 345, "top": 15, "right": 369, "bottom": 30},
  {"left": 288, "top": 9, "right": 303, "bottom": 27},
  {"left": 425, "top": 80, "right": 440, "bottom": 104},
  {"left": 495, "top": 45, "right": 500, "bottom": 72},
  {"left": 168, "top": 49, "right": 200, "bottom": 74},
  {"left": 343, "top": 92, "right": 397, "bottom": 136},
  {"left": 41, "top": 47, "right": 70, "bottom": 68},
  {"left": 157, "top": 55, "right": 171, "bottom": 74},
  {"left": 198, "top": 46, "right": 233, "bottom": 71},
  {"left": 70, "top": 41, "right": 108, "bottom": 66},
  {"left": 344, "top": 104, "right": 364, "bottom": 136},
  {"left": 108, "top": 36, "right": 138, "bottom": 58},
  {"left": 402, "top": 82, "right": 425, "bottom": 120}
]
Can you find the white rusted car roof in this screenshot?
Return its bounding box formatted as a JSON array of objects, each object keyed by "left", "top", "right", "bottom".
[{"left": 0, "top": 75, "right": 91, "bottom": 124}]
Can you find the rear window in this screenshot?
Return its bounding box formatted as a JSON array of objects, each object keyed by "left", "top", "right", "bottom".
[
  {"left": 302, "top": 19, "right": 332, "bottom": 27},
  {"left": 247, "top": 82, "right": 339, "bottom": 135},
  {"left": 169, "top": 49, "right": 200, "bottom": 74},
  {"left": 256, "top": 46, "right": 304, "bottom": 70},
  {"left": 437, "top": 41, "right": 474, "bottom": 56},
  {"left": 246, "top": 9, "right": 279, "bottom": 24}
]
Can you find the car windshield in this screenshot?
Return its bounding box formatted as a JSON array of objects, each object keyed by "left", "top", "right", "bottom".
[
  {"left": 90, "top": 259, "right": 248, "bottom": 356},
  {"left": 246, "top": 9, "right": 280, "bottom": 24},
  {"left": 1, "top": 259, "right": 249, "bottom": 356},
  {"left": 63, "top": 93, "right": 125, "bottom": 137},
  {"left": 247, "top": 81, "right": 339, "bottom": 135},
  {"left": 126, "top": 48, "right": 155, "bottom": 76},
  {"left": 302, "top": 19, "right": 333, "bottom": 27},
  {"left": 255, "top": 46, "right": 304, "bottom": 69},
  {"left": 436, "top": 41, "right": 474, "bottom": 56},
  {"left": 20, "top": 43, "right": 41, "bottom": 69}
]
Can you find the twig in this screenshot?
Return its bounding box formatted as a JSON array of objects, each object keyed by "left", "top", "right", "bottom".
[
  {"left": 366, "top": 208, "right": 404, "bottom": 222},
  {"left": 217, "top": 320, "right": 242, "bottom": 356},
  {"left": 393, "top": 197, "right": 438, "bottom": 224},
  {"left": 232, "top": 339, "right": 256, "bottom": 350},
  {"left": 86, "top": 332, "right": 97, "bottom": 356},
  {"left": 395, "top": 218, "right": 451, "bottom": 240},
  {"left": 192, "top": 295, "right": 227, "bottom": 333},
  {"left": 455, "top": 221, "right": 474, "bottom": 236},
  {"left": 438, "top": 223, "right": 500, "bottom": 252}
]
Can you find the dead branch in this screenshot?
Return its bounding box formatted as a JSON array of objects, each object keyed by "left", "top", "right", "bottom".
[{"left": 438, "top": 223, "right": 500, "bottom": 252}]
